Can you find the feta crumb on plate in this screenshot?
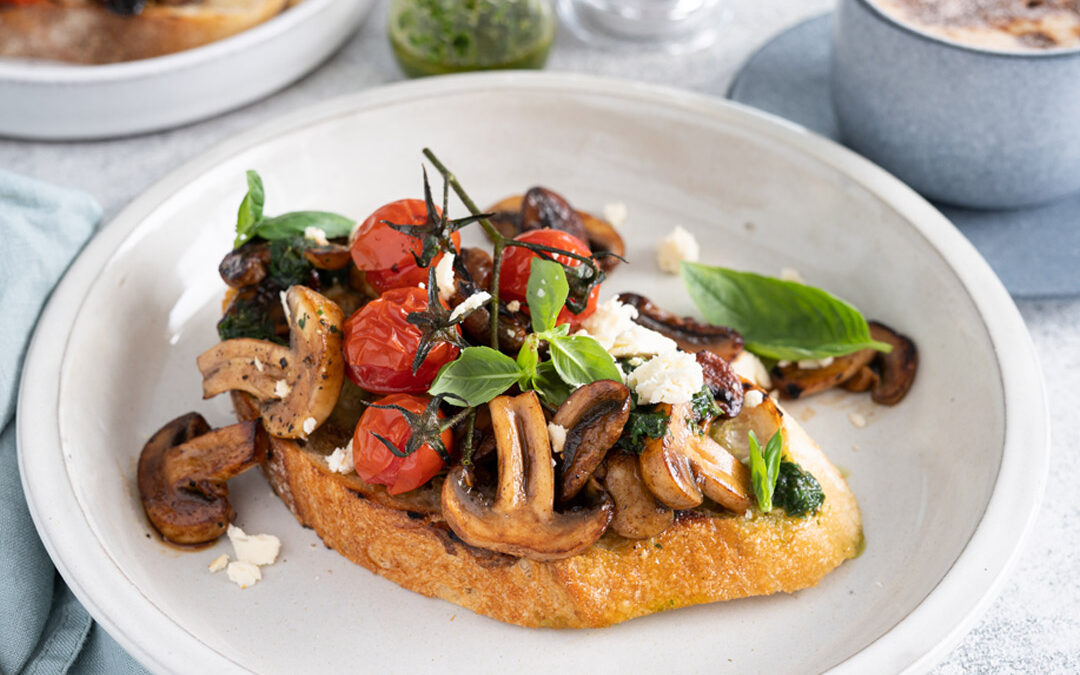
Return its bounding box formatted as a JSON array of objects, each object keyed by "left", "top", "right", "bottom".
[
  {"left": 780, "top": 267, "right": 806, "bottom": 284},
  {"left": 208, "top": 554, "right": 229, "bottom": 573},
  {"left": 848, "top": 412, "right": 868, "bottom": 428},
  {"left": 449, "top": 291, "right": 491, "bottom": 322},
  {"left": 548, "top": 423, "right": 567, "bottom": 455},
  {"left": 303, "top": 226, "right": 329, "bottom": 246},
  {"left": 435, "top": 253, "right": 456, "bottom": 301},
  {"left": 227, "top": 524, "right": 281, "bottom": 566},
  {"left": 506, "top": 300, "right": 521, "bottom": 313},
  {"left": 657, "top": 226, "right": 699, "bottom": 274},
  {"left": 730, "top": 351, "right": 772, "bottom": 390},
  {"left": 609, "top": 323, "right": 677, "bottom": 358},
  {"left": 626, "top": 351, "right": 704, "bottom": 404},
  {"left": 578, "top": 297, "right": 676, "bottom": 358},
  {"left": 603, "top": 202, "right": 628, "bottom": 227},
  {"left": 226, "top": 561, "right": 261, "bottom": 589},
  {"left": 326, "top": 440, "right": 355, "bottom": 474}
]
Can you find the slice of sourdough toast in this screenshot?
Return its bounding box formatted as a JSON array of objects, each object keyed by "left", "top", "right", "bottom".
[
  {"left": 234, "top": 390, "right": 863, "bottom": 628},
  {"left": 0, "top": 0, "right": 290, "bottom": 64}
]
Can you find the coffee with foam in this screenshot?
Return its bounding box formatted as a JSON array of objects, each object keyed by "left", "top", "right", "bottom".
[{"left": 874, "top": 0, "right": 1080, "bottom": 50}]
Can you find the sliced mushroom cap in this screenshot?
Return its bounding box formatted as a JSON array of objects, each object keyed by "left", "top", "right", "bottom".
[
  {"left": 551, "top": 380, "right": 631, "bottom": 502},
  {"left": 579, "top": 211, "right": 625, "bottom": 273},
  {"left": 303, "top": 243, "right": 352, "bottom": 270},
  {"left": 639, "top": 402, "right": 752, "bottom": 513},
  {"left": 868, "top": 321, "right": 918, "bottom": 405},
  {"left": 617, "top": 293, "right": 744, "bottom": 361},
  {"left": 603, "top": 453, "right": 673, "bottom": 539},
  {"left": 521, "top": 187, "right": 589, "bottom": 244},
  {"left": 441, "top": 392, "right": 613, "bottom": 560},
  {"left": 138, "top": 413, "right": 267, "bottom": 544},
  {"left": 709, "top": 387, "right": 784, "bottom": 462},
  {"left": 458, "top": 246, "right": 494, "bottom": 290},
  {"left": 198, "top": 285, "right": 345, "bottom": 438},
  {"left": 219, "top": 242, "right": 271, "bottom": 288},
  {"left": 695, "top": 350, "right": 743, "bottom": 418},
  {"left": 770, "top": 348, "right": 876, "bottom": 400}
]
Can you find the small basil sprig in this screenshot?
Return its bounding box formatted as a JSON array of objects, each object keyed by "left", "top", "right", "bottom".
[
  {"left": 748, "top": 429, "right": 784, "bottom": 513},
  {"left": 681, "top": 262, "right": 891, "bottom": 361},
  {"left": 428, "top": 257, "right": 621, "bottom": 408},
  {"left": 233, "top": 170, "right": 354, "bottom": 249}
]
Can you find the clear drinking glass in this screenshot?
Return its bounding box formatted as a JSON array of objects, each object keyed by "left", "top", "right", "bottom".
[
  {"left": 556, "top": 0, "right": 727, "bottom": 51},
  {"left": 389, "top": 0, "right": 557, "bottom": 78}
]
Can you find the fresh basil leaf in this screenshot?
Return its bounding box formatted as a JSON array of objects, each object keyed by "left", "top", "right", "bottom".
[
  {"left": 253, "top": 211, "right": 355, "bottom": 242},
  {"left": 748, "top": 429, "right": 784, "bottom": 513},
  {"left": 526, "top": 258, "right": 570, "bottom": 334},
  {"left": 681, "top": 262, "right": 892, "bottom": 361},
  {"left": 234, "top": 170, "right": 266, "bottom": 248},
  {"left": 532, "top": 361, "right": 572, "bottom": 407},
  {"left": 428, "top": 346, "right": 522, "bottom": 406},
  {"left": 547, "top": 334, "right": 623, "bottom": 387},
  {"left": 516, "top": 335, "right": 540, "bottom": 389}
]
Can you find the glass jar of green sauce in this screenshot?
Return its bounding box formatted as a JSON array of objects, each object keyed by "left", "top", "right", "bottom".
[{"left": 389, "top": 0, "right": 556, "bottom": 78}]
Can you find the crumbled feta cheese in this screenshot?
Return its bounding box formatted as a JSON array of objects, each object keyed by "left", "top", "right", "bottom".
[
  {"left": 780, "top": 267, "right": 806, "bottom": 284},
  {"left": 302, "top": 416, "right": 317, "bottom": 436},
  {"left": 326, "top": 440, "right": 355, "bottom": 474},
  {"left": 535, "top": 288, "right": 545, "bottom": 298},
  {"left": 603, "top": 202, "right": 628, "bottom": 227},
  {"left": 797, "top": 357, "right": 835, "bottom": 370},
  {"left": 279, "top": 291, "right": 291, "bottom": 324},
  {"left": 626, "top": 351, "right": 704, "bottom": 404},
  {"left": 434, "top": 253, "right": 456, "bottom": 301},
  {"left": 777, "top": 360, "right": 792, "bottom": 368},
  {"left": 506, "top": 300, "right": 521, "bottom": 313},
  {"left": 609, "top": 323, "right": 677, "bottom": 358},
  {"left": 579, "top": 297, "right": 638, "bottom": 350},
  {"left": 274, "top": 379, "right": 291, "bottom": 399},
  {"left": 730, "top": 351, "right": 772, "bottom": 390},
  {"left": 227, "top": 524, "right": 281, "bottom": 566},
  {"left": 657, "top": 226, "right": 699, "bottom": 274},
  {"left": 227, "top": 561, "right": 261, "bottom": 589},
  {"left": 548, "top": 423, "right": 567, "bottom": 455},
  {"left": 253, "top": 357, "right": 264, "bottom": 373},
  {"left": 743, "top": 389, "right": 765, "bottom": 408},
  {"left": 208, "top": 554, "right": 229, "bottom": 573},
  {"left": 848, "top": 412, "right": 868, "bottom": 428},
  {"left": 628, "top": 357, "right": 645, "bottom": 367},
  {"left": 303, "top": 226, "right": 329, "bottom": 246},
  {"left": 449, "top": 291, "right": 491, "bottom": 322},
  {"left": 418, "top": 282, "right": 425, "bottom": 289}
]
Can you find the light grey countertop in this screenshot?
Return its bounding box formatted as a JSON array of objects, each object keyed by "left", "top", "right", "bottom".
[{"left": 2, "top": 0, "right": 1077, "bottom": 671}]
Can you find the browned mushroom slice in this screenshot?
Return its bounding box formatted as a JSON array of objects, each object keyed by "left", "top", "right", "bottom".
[
  {"left": 458, "top": 246, "right": 493, "bottom": 290},
  {"left": 441, "top": 392, "right": 613, "bottom": 560},
  {"left": 639, "top": 402, "right": 752, "bottom": 513},
  {"left": 603, "top": 454, "right": 673, "bottom": 539},
  {"left": 695, "top": 350, "right": 743, "bottom": 418},
  {"left": 551, "top": 380, "right": 631, "bottom": 502},
  {"left": 617, "top": 293, "right": 744, "bottom": 361},
  {"left": 842, "top": 366, "right": 878, "bottom": 393},
  {"left": 198, "top": 285, "right": 345, "bottom": 439},
  {"left": 868, "top": 321, "right": 918, "bottom": 405},
  {"left": 521, "top": 187, "right": 590, "bottom": 244},
  {"left": 219, "top": 242, "right": 271, "bottom": 288},
  {"left": 486, "top": 195, "right": 524, "bottom": 239},
  {"left": 579, "top": 211, "right": 625, "bottom": 273},
  {"left": 138, "top": 413, "right": 267, "bottom": 545},
  {"left": 303, "top": 243, "right": 352, "bottom": 270},
  {"left": 770, "top": 349, "right": 876, "bottom": 400},
  {"left": 458, "top": 299, "right": 530, "bottom": 354}
]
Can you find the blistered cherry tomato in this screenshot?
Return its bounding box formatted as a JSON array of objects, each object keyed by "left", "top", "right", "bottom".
[
  {"left": 343, "top": 286, "right": 460, "bottom": 394},
  {"left": 353, "top": 393, "right": 452, "bottom": 494},
  {"left": 350, "top": 199, "right": 460, "bottom": 294},
  {"left": 498, "top": 229, "right": 598, "bottom": 327}
]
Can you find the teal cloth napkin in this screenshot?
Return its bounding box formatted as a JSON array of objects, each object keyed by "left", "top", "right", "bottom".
[{"left": 0, "top": 171, "right": 147, "bottom": 675}]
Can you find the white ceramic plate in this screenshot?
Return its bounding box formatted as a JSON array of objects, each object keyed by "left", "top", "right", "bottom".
[
  {"left": 18, "top": 73, "right": 1048, "bottom": 674},
  {"left": 0, "top": 0, "right": 372, "bottom": 140}
]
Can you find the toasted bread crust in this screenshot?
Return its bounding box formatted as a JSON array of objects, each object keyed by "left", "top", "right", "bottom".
[
  {"left": 240, "top": 392, "right": 863, "bottom": 628},
  {"left": 0, "top": 0, "right": 290, "bottom": 64}
]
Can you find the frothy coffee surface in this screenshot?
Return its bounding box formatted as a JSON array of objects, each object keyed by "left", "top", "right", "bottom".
[{"left": 875, "top": 0, "right": 1080, "bottom": 50}]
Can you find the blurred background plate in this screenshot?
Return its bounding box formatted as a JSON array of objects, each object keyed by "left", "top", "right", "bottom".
[
  {"left": 0, "top": 0, "right": 373, "bottom": 140},
  {"left": 18, "top": 74, "right": 1047, "bottom": 673}
]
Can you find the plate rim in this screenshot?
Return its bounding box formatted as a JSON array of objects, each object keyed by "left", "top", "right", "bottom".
[
  {"left": 0, "top": 0, "right": 337, "bottom": 83},
  {"left": 17, "top": 71, "right": 1050, "bottom": 674}
]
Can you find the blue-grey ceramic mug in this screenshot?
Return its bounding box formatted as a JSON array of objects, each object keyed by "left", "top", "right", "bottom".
[{"left": 831, "top": 0, "right": 1080, "bottom": 209}]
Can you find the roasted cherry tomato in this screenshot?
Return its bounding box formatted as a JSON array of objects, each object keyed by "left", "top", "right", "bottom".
[
  {"left": 353, "top": 393, "right": 452, "bottom": 494},
  {"left": 350, "top": 199, "right": 460, "bottom": 294},
  {"left": 498, "top": 229, "right": 598, "bottom": 327},
  {"left": 343, "top": 286, "right": 460, "bottom": 394}
]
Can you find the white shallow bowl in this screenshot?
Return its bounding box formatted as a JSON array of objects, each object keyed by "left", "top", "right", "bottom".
[
  {"left": 18, "top": 73, "right": 1048, "bottom": 673},
  {"left": 0, "top": 0, "right": 372, "bottom": 140}
]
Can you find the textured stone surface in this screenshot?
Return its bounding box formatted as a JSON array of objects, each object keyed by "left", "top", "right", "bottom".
[{"left": 1, "top": 0, "right": 1075, "bottom": 669}]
